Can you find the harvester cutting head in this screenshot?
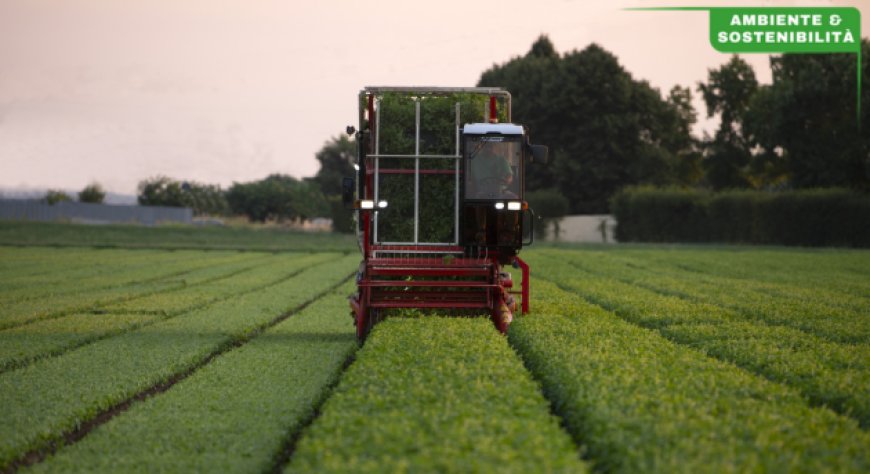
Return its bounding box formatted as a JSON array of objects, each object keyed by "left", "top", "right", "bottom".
[{"left": 344, "top": 87, "right": 547, "bottom": 340}]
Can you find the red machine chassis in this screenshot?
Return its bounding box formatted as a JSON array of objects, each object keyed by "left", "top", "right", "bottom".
[{"left": 349, "top": 245, "right": 530, "bottom": 340}]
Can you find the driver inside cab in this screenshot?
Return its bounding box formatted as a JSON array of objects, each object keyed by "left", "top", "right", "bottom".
[{"left": 469, "top": 144, "right": 514, "bottom": 199}]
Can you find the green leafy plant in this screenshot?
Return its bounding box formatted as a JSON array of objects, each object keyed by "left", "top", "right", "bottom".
[
  {"left": 0, "top": 254, "right": 357, "bottom": 468},
  {"left": 510, "top": 277, "right": 870, "bottom": 472},
  {"left": 28, "top": 284, "right": 359, "bottom": 474},
  {"left": 287, "top": 317, "right": 585, "bottom": 473}
]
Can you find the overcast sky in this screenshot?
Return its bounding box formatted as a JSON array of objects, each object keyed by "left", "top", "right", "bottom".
[{"left": 0, "top": 0, "right": 866, "bottom": 196}]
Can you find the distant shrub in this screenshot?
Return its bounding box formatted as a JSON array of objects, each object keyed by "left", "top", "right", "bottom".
[
  {"left": 78, "top": 183, "right": 106, "bottom": 204},
  {"left": 610, "top": 186, "right": 708, "bottom": 242},
  {"left": 611, "top": 187, "right": 870, "bottom": 247},
  {"left": 526, "top": 189, "right": 569, "bottom": 239},
  {"left": 44, "top": 190, "right": 73, "bottom": 205}
]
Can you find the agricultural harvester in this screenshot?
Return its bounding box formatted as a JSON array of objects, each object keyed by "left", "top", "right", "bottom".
[{"left": 343, "top": 87, "right": 548, "bottom": 340}]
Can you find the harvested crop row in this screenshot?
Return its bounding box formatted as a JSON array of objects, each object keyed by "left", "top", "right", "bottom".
[
  {"left": 537, "top": 250, "right": 870, "bottom": 344},
  {"left": 509, "top": 279, "right": 870, "bottom": 473},
  {"left": 0, "top": 253, "right": 338, "bottom": 372},
  {"left": 29, "top": 283, "right": 360, "bottom": 474},
  {"left": 532, "top": 257, "right": 870, "bottom": 428},
  {"left": 286, "top": 317, "right": 586, "bottom": 473},
  {"left": 0, "top": 253, "right": 358, "bottom": 468},
  {"left": 0, "top": 251, "right": 276, "bottom": 329}
]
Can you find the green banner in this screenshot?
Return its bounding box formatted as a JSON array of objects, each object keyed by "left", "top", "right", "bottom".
[{"left": 710, "top": 7, "right": 861, "bottom": 53}]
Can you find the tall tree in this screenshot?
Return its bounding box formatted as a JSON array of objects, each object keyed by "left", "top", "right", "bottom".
[
  {"left": 479, "top": 37, "right": 696, "bottom": 213},
  {"left": 698, "top": 55, "right": 758, "bottom": 190},
  {"left": 310, "top": 134, "right": 357, "bottom": 233},
  {"left": 744, "top": 40, "right": 869, "bottom": 190},
  {"left": 312, "top": 135, "right": 357, "bottom": 197},
  {"left": 664, "top": 86, "right": 703, "bottom": 186},
  {"left": 478, "top": 35, "right": 561, "bottom": 192}
]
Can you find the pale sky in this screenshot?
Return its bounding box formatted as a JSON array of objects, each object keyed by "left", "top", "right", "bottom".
[{"left": 0, "top": 0, "right": 867, "bottom": 196}]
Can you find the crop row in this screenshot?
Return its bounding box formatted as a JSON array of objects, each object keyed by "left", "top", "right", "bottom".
[
  {"left": 0, "top": 252, "right": 276, "bottom": 329},
  {"left": 509, "top": 278, "right": 870, "bottom": 472},
  {"left": 601, "top": 247, "right": 870, "bottom": 299},
  {"left": 0, "top": 253, "right": 340, "bottom": 372},
  {"left": 287, "top": 317, "right": 586, "bottom": 473},
  {"left": 28, "top": 282, "right": 361, "bottom": 474},
  {"left": 0, "top": 253, "right": 358, "bottom": 468},
  {"left": 0, "top": 248, "right": 244, "bottom": 298},
  {"left": 537, "top": 249, "right": 870, "bottom": 344},
  {"left": 542, "top": 247, "right": 870, "bottom": 313},
  {"left": 0, "top": 250, "right": 262, "bottom": 307},
  {"left": 0, "top": 221, "right": 358, "bottom": 252},
  {"left": 0, "top": 247, "right": 175, "bottom": 281},
  {"left": 96, "top": 252, "right": 340, "bottom": 315},
  {"left": 529, "top": 254, "right": 870, "bottom": 427}
]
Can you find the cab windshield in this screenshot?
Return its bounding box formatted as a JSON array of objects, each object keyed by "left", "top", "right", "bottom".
[{"left": 464, "top": 136, "right": 521, "bottom": 200}]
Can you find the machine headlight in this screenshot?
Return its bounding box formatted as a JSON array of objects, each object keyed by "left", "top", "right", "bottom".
[
  {"left": 507, "top": 201, "right": 521, "bottom": 211},
  {"left": 359, "top": 200, "right": 375, "bottom": 209},
  {"left": 494, "top": 202, "right": 505, "bottom": 210},
  {"left": 377, "top": 200, "right": 388, "bottom": 209}
]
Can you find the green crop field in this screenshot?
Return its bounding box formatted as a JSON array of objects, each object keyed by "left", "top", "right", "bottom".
[{"left": 1, "top": 222, "right": 868, "bottom": 473}]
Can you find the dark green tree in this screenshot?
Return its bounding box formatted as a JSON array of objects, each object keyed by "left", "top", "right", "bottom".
[
  {"left": 137, "top": 176, "right": 229, "bottom": 216},
  {"left": 226, "top": 174, "right": 327, "bottom": 223},
  {"left": 44, "top": 190, "right": 72, "bottom": 205},
  {"left": 310, "top": 135, "right": 357, "bottom": 232},
  {"left": 744, "top": 40, "right": 869, "bottom": 190},
  {"left": 698, "top": 55, "right": 758, "bottom": 189},
  {"left": 479, "top": 35, "right": 561, "bottom": 192},
  {"left": 312, "top": 135, "right": 357, "bottom": 197},
  {"left": 664, "top": 86, "right": 704, "bottom": 186},
  {"left": 137, "top": 176, "right": 186, "bottom": 207},
  {"left": 78, "top": 183, "right": 106, "bottom": 204},
  {"left": 479, "top": 37, "right": 696, "bottom": 213}
]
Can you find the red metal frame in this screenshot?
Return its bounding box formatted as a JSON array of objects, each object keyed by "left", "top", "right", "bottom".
[
  {"left": 350, "top": 88, "right": 532, "bottom": 340},
  {"left": 350, "top": 250, "right": 530, "bottom": 339},
  {"left": 513, "top": 256, "right": 530, "bottom": 314}
]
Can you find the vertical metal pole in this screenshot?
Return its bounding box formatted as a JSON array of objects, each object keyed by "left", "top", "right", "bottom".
[
  {"left": 374, "top": 96, "right": 380, "bottom": 244},
  {"left": 414, "top": 99, "right": 420, "bottom": 244},
  {"left": 454, "top": 102, "right": 460, "bottom": 245}
]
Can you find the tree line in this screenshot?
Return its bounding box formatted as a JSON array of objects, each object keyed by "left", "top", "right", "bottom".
[
  {"left": 135, "top": 174, "right": 329, "bottom": 223},
  {"left": 129, "top": 136, "right": 355, "bottom": 225},
  {"left": 476, "top": 35, "right": 869, "bottom": 214},
  {"left": 92, "top": 35, "right": 867, "bottom": 230}
]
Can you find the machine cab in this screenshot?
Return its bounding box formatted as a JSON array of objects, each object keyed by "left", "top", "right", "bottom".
[{"left": 461, "top": 123, "right": 527, "bottom": 258}]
